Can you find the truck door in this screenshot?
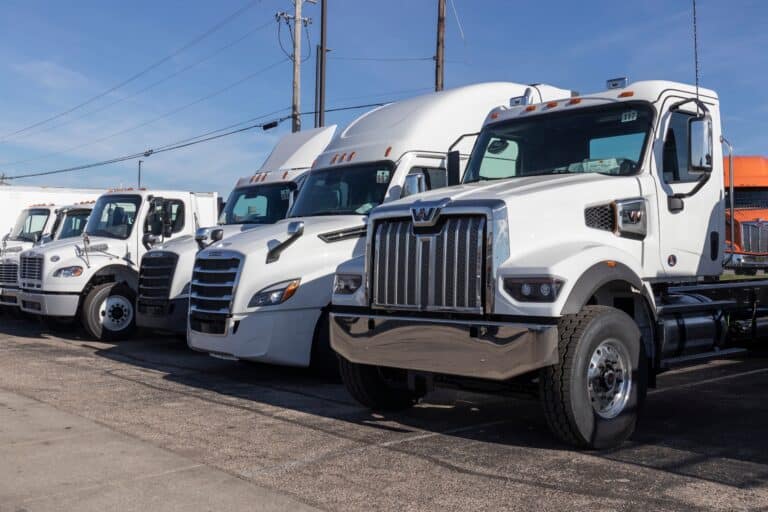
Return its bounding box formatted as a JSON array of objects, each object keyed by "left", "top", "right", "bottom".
[{"left": 652, "top": 94, "right": 723, "bottom": 278}]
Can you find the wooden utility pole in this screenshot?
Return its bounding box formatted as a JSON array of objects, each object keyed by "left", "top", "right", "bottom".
[
  {"left": 277, "top": 1, "right": 315, "bottom": 132},
  {"left": 435, "top": 0, "right": 445, "bottom": 91},
  {"left": 318, "top": 0, "right": 327, "bottom": 126}
]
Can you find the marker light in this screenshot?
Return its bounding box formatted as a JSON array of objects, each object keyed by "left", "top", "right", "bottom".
[
  {"left": 567, "top": 98, "right": 582, "bottom": 105},
  {"left": 618, "top": 91, "right": 634, "bottom": 98},
  {"left": 385, "top": 146, "right": 392, "bottom": 157}
]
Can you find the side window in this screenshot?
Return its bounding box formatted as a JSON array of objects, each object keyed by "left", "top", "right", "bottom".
[
  {"left": 478, "top": 137, "right": 519, "bottom": 179},
  {"left": 662, "top": 111, "right": 696, "bottom": 183},
  {"left": 169, "top": 200, "right": 185, "bottom": 233},
  {"left": 409, "top": 166, "right": 447, "bottom": 190}
]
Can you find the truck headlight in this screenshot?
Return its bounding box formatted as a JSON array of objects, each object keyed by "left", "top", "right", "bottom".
[
  {"left": 248, "top": 279, "right": 300, "bottom": 307},
  {"left": 503, "top": 277, "right": 563, "bottom": 302},
  {"left": 53, "top": 266, "right": 83, "bottom": 278},
  {"left": 333, "top": 274, "right": 362, "bottom": 295}
]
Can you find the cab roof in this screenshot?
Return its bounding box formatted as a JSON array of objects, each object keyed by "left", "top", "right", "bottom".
[
  {"left": 725, "top": 156, "right": 768, "bottom": 187},
  {"left": 313, "top": 82, "right": 572, "bottom": 169},
  {"left": 235, "top": 125, "right": 337, "bottom": 188}
]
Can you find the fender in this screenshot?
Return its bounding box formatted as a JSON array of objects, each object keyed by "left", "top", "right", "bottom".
[
  {"left": 88, "top": 264, "right": 139, "bottom": 291},
  {"left": 561, "top": 261, "right": 647, "bottom": 316}
]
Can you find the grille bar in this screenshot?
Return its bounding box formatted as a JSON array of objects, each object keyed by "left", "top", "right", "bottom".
[
  {"left": 138, "top": 252, "right": 178, "bottom": 302},
  {"left": 741, "top": 222, "right": 768, "bottom": 253},
  {"left": 0, "top": 263, "right": 18, "bottom": 285},
  {"left": 19, "top": 256, "right": 43, "bottom": 281},
  {"left": 189, "top": 254, "right": 241, "bottom": 316},
  {"left": 371, "top": 215, "right": 486, "bottom": 313}
]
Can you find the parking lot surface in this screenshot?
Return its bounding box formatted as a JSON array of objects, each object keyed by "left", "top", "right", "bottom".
[{"left": 1, "top": 315, "right": 768, "bottom": 511}]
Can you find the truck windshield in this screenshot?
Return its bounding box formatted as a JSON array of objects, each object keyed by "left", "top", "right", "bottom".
[
  {"left": 290, "top": 163, "right": 393, "bottom": 217},
  {"left": 219, "top": 182, "right": 297, "bottom": 225},
  {"left": 86, "top": 195, "right": 142, "bottom": 240},
  {"left": 10, "top": 208, "right": 50, "bottom": 242},
  {"left": 464, "top": 102, "right": 654, "bottom": 183},
  {"left": 56, "top": 209, "right": 91, "bottom": 239}
]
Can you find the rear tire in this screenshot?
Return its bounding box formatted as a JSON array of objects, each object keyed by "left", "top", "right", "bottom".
[
  {"left": 81, "top": 283, "right": 136, "bottom": 341},
  {"left": 339, "top": 357, "right": 424, "bottom": 411},
  {"left": 540, "top": 305, "right": 646, "bottom": 449}
]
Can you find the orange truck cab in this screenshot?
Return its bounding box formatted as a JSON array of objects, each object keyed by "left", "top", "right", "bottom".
[{"left": 725, "top": 156, "right": 768, "bottom": 273}]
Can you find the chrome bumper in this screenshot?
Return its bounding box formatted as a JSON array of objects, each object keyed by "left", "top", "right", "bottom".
[{"left": 330, "top": 311, "right": 559, "bottom": 381}]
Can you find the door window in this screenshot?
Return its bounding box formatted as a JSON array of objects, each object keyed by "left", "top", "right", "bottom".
[{"left": 661, "top": 111, "right": 697, "bottom": 183}]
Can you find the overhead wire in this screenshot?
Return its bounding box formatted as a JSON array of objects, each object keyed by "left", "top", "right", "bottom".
[
  {"left": 2, "top": 101, "right": 391, "bottom": 181},
  {"left": 0, "top": 59, "right": 289, "bottom": 168},
  {"left": 0, "top": 0, "right": 262, "bottom": 141},
  {"left": 4, "top": 19, "right": 275, "bottom": 144}
]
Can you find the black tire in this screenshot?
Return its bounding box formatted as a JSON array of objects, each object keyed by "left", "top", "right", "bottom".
[
  {"left": 41, "top": 315, "right": 77, "bottom": 332},
  {"left": 309, "top": 311, "right": 340, "bottom": 378},
  {"left": 540, "top": 305, "right": 647, "bottom": 450},
  {"left": 81, "top": 282, "right": 136, "bottom": 341},
  {"left": 339, "top": 356, "right": 424, "bottom": 411}
]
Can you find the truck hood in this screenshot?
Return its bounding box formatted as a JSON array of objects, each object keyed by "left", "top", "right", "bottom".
[
  {"left": 154, "top": 224, "right": 269, "bottom": 256},
  {"left": 25, "top": 236, "right": 131, "bottom": 263}
]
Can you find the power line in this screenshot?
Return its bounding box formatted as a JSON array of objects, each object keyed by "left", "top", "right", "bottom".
[
  {"left": 4, "top": 20, "right": 275, "bottom": 144},
  {"left": 0, "top": 0, "right": 261, "bottom": 141},
  {"left": 329, "top": 56, "right": 433, "bottom": 62},
  {"left": 3, "top": 102, "right": 388, "bottom": 181},
  {"left": 1, "top": 59, "right": 289, "bottom": 169}
]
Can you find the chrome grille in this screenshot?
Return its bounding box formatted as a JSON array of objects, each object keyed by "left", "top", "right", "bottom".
[
  {"left": 741, "top": 222, "right": 768, "bottom": 253},
  {"left": 371, "top": 215, "right": 486, "bottom": 313},
  {"left": 189, "top": 253, "right": 241, "bottom": 316},
  {"left": 137, "top": 252, "right": 178, "bottom": 311},
  {"left": 20, "top": 255, "right": 43, "bottom": 281},
  {"left": 0, "top": 263, "right": 18, "bottom": 285}
]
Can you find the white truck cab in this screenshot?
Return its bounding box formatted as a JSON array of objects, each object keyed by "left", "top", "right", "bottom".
[
  {"left": 330, "top": 79, "right": 738, "bottom": 449},
  {"left": 187, "top": 82, "right": 573, "bottom": 368},
  {"left": 0, "top": 202, "right": 95, "bottom": 307},
  {"left": 18, "top": 188, "right": 218, "bottom": 340},
  {"left": 136, "top": 126, "right": 336, "bottom": 334}
]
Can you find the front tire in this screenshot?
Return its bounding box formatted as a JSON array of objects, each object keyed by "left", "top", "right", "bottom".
[
  {"left": 339, "top": 357, "right": 424, "bottom": 411},
  {"left": 540, "top": 305, "right": 647, "bottom": 449},
  {"left": 81, "top": 283, "right": 137, "bottom": 341}
]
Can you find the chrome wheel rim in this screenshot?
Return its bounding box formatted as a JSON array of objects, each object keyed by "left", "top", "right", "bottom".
[
  {"left": 587, "top": 339, "right": 632, "bottom": 419},
  {"left": 99, "top": 294, "right": 133, "bottom": 332}
]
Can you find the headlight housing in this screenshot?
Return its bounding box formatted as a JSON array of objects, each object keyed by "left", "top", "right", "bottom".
[
  {"left": 333, "top": 274, "right": 362, "bottom": 295},
  {"left": 53, "top": 266, "right": 83, "bottom": 278},
  {"left": 503, "top": 277, "right": 563, "bottom": 302},
  {"left": 248, "top": 279, "right": 300, "bottom": 307}
]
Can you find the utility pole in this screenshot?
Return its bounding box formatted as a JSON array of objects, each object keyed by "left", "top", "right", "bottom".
[
  {"left": 318, "top": 0, "right": 327, "bottom": 126},
  {"left": 435, "top": 0, "right": 445, "bottom": 91},
  {"left": 277, "top": 1, "right": 315, "bottom": 133},
  {"left": 137, "top": 160, "right": 143, "bottom": 189}
]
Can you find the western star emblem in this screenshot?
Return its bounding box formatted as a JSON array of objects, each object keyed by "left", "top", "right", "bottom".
[{"left": 410, "top": 198, "right": 450, "bottom": 228}]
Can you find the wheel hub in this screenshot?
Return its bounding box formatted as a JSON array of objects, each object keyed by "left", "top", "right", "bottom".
[
  {"left": 98, "top": 294, "right": 134, "bottom": 332},
  {"left": 587, "top": 340, "right": 632, "bottom": 419}
]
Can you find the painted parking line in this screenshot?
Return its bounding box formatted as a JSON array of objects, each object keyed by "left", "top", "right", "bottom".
[{"left": 650, "top": 367, "right": 768, "bottom": 395}]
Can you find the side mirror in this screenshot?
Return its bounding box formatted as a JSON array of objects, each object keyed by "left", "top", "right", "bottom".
[
  {"left": 33, "top": 232, "right": 42, "bottom": 244},
  {"left": 142, "top": 232, "right": 158, "bottom": 250},
  {"left": 401, "top": 173, "right": 426, "bottom": 198},
  {"left": 688, "top": 115, "right": 713, "bottom": 173},
  {"left": 447, "top": 150, "right": 461, "bottom": 186},
  {"left": 287, "top": 221, "right": 304, "bottom": 238}
]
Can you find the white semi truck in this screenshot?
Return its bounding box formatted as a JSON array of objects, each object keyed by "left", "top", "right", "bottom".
[
  {"left": 17, "top": 189, "right": 218, "bottom": 340},
  {"left": 329, "top": 78, "right": 761, "bottom": 449},
  {"left": 136, "top": 126, "right": 336, "bottom": 334},
  {"left": 187, "top": 82, "right": 572, "bottom": 369},
  {"left": 0, "top": 201, "right": 98, "bottom": 307}
]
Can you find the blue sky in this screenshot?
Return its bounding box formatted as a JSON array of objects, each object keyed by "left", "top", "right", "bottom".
[{"left": 0, "top": 0, "right": 765, "bottom": 196}]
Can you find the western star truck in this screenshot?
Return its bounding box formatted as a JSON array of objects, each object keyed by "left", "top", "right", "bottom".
[
  {"left": 0, "top": 201, "right": 97, "bottom": 307},
  {"left": 17, "top": 189, "right": 218, "bottom": 340},
  {"left": 187, "top": 82, "right": 573, "bottom": 369},
  {"left": 329, "top": 78, "right": 768, "bottom": 449},
  {"left": 136, "top": 126, "right": 336, "bottom": 334},
  {"left": 724, "top": 156, "right": 768, "bottom": 273}
]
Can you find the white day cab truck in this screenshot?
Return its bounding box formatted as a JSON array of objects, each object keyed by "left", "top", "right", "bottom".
[
  {"left": 136, "top": 126, "right": 336, "bottom": 334},
  {"left": 187, "top": 82, "right": 573, "bottom": 370},
  {"left": 0, "top": 199, "right": 100, "bottom": 308},
  {"left": 329, "top": 78, "right": 766, "bottom": 449},
  {"left": 18, "top": 189, "right": 218, "bottom": 339}
]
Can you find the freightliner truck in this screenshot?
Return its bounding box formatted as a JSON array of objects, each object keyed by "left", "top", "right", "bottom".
[
  {"left": 0, "top": 201, "right": 97, "bottom": 308},
  {"left": 17, "top": 189, "right": 218, "bottom": 340},
  {"left": 187, "top": 82, "right": 572, "bottom": 369},
  {"left": 329, "top": 78, "right": 763, "bottom": 449},
  {"left": 724, "top": 156, "right": 768, "bottom": 273},
  {"left": 136, "top": 126, "right": 336, "bottom": 334}
]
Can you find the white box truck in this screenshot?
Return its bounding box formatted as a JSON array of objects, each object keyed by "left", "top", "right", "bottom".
[
  {"left": 0, "top": 199, "right": 101, "bottom": 307},
  {"left": 17, "top": 188, "right": 218, "bottom": 340},
  {"left": 0, "top": 185, "right": 105, "bottom": 236},
  {"left": 187, "top": 82, "right": 572, "bottom": 369},
  {"left": 136, "top": 126, "right": 336, "bottom": 333},
  {"left": 329, "top": 78, "right": 767, "bottom": 449}
]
